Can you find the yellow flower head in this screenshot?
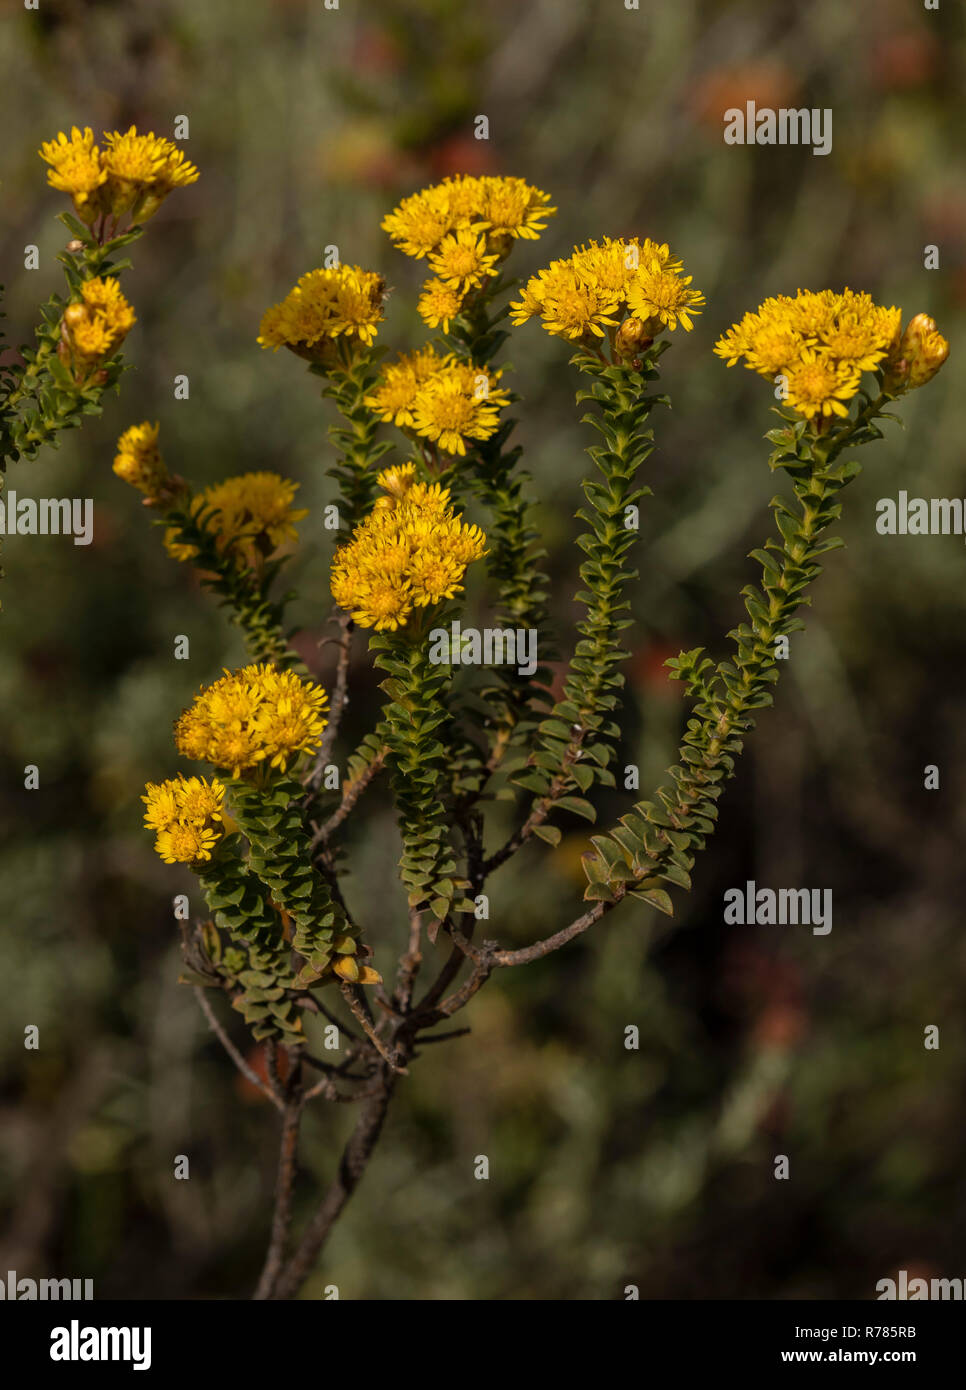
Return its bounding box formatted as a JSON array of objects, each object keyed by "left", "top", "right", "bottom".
[
  {"left": 376, "top": 461, "right": 418, "bottom": 500},
  {"left": 476, "top": 175, "right": 557, "bottom": 242},
  {"left": 382, "top": 183, "right": 462, "bottom": 259},
  {"left": 258, "top": 265, "right": 386, "bottom": 362},
  {"left": 330, "top": 476, "right": 486, "bottom": 630},
  {"left": 410, "top": 358, "right": 510, "bottom": 456},
  {"left": 174, "top": 664, "right": 328, "bottom": 780},
  {"left": 782, "top": 348, "right": 862, "bottom": 420},
  {"left": 417, "top": 277, "right": 467, "bottom": 333},
  {"left": 38, "top": 127, "right": 107, "bottom": 221},
  {"left": 382, "top": 175, "right": 555, "bottom": 261},
  {"left": 101, "top": 127, "right": 199, "bottom": 217},
  {"left": 715, "top": 288, "right": 916, "bottom": 421},
  {"left": 384, "top": 176, "right": 555, "bottom": 333},
  {"left": 364, "top": 347, "right": 448, "bottom": 428},
  {"left": 142, "top": 774, "right": 228, "bottom": 866},
  {"left": 428, "top": 227, "right": 501, "bottom": 292},
  {"left": 365, "top": 348, "right": 508, "bottom": 454},
  {"left": 164, "top": 472, "right": 308, "bottom": 568},
  {"left": 511, "top": 236, "right": 701, "bottom": 343},
  {"left": 113, "top": 421, "right": 167, "bottom": 496},
  {"left": 39, "top": 125, "right": 198, "bottom": 224},
  {"left": 626, "top": 254, "right": 705, "bottom": 332},
  {"left": 61, "top": 276, "right": 135, "bottom": 365}
]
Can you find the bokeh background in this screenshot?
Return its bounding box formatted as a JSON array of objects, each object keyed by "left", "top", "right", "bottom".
[{"left": 2, "top": 0, "right": 965, "bottom": 1300}]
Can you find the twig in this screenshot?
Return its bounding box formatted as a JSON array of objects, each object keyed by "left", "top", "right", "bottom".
[
  {"left": 194, "top": 987, "right": 283, "bottom": 1112},
  {"left": 305, "top": 613, "right": 353, "bottom": 793},
  {"left": 303, "top": 1076, "right": 385, "bottom": 1104},
  {"left": 413, "top": 1027, "right": 471, "bottom": 1045},
  {"left": 294, "top": 992, "right": 365, "bottom": 1045},
  {"left": 310, "top": 749, "right": 387, "bottom": 848},
  {"left": 339, "top": 982, "right": 407, "bottom": 1073},
  {"left": 416, "top": 946, "right": 496, "bottom": 1025},
  {"left": 484, "top": 740, "right": 584, "bottom": 874},
  {"left": 490, "top": 898, "right": 616, "bottom": 967},
  {"left": 393, "top": 909, "right": 423, "bottom": 1012}
]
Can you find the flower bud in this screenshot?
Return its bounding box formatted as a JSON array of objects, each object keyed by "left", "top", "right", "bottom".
[
  {"left": 619, "top": 314, "right": 658, "bottom": 361},
  {"left": 884, "top": 313, "right": 949, "bottom": 392},
  {"left": 615, "top": 317, "right": 653, "bottom": 360},
  {"left": 332, "top": 954, "right": 360, "bottom": 983}
]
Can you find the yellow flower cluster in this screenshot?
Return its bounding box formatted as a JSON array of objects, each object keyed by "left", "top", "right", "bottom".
[
  {"left": 257, "top": 265, "right": 386, "bottom": 362},
  {"left": 714, "top": 289, "right": 912, "bottom": 420},
  {"left": 175, "top": 664, "right": 328, "bottom": 780},
  {"left": 163, "top": 472, "right": 308, "bottom": 568},
  {"left": 39, "top": 126, "right": 198, "bottom": 224},
  {"left": 382, "top": 175, "right": 556, "bottom": 332},
  {"left": 364, "top": 346, "right": 509, "bottom": 455},
  {"left": 142, "top": 774, "right": 228, "bottom": 866},
  {"left": 60, "top": 276, "right": 135, "bottom": 370},
  {"left": 330, "top": 466, "right": 487, "bottom": 630},
  {"left": 510, "top": 236, "right": 704, "bottom": 343},
  {"left": 113, "top": 421, "right": 167, "bottom": 496}
]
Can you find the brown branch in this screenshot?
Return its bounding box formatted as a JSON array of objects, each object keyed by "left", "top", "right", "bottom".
[
  {"left": 305, "top": 613, "right": 354, "bottom": 793},
  {"left": 194, "top": 987, "right": 283, "bottom": 1112},
  {"left": 413, "top": 1027, "right": 472, "bottom": 1045},
  {"left": 270, "top": 1066, "right": 399, "bottom": 1300},
  {"left": 490, "top": 897, "right": 617, "bottom": 967},
  {"left": 415, "top": 947, "right": 496, "bottom": 1026},
  {"left": 393, "top": 908, "right": 423, "bottom": 1012},
  {"left": 252, "top": 1090, "right": 303, "bottom": 1300},
  {"left": 339, "top": 982, "right": 407, "bottom": 1073},
  {"left": 302, "top": 1076, "right": 385, "bottom": 1104},
  {"left": 484, "top": 737, "right": 585, "bottom": 874},
  {"left": 310, "top": 748, "right": 387, "bottom": 848},
  {"left": 294, "top": 992, "right": 365, "bottom": 1046},
  {"left": 415, "top": 816, "right": 485, "bottom": 1014}
]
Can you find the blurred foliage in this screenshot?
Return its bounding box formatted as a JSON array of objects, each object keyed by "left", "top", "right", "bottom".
[{"left": 2, "top": 0, "right": 966, "bottom": 1300}]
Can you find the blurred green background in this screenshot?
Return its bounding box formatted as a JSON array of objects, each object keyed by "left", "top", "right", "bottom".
[{"left": 2, "top": 0, "right": 965, "bottom": 1300}]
